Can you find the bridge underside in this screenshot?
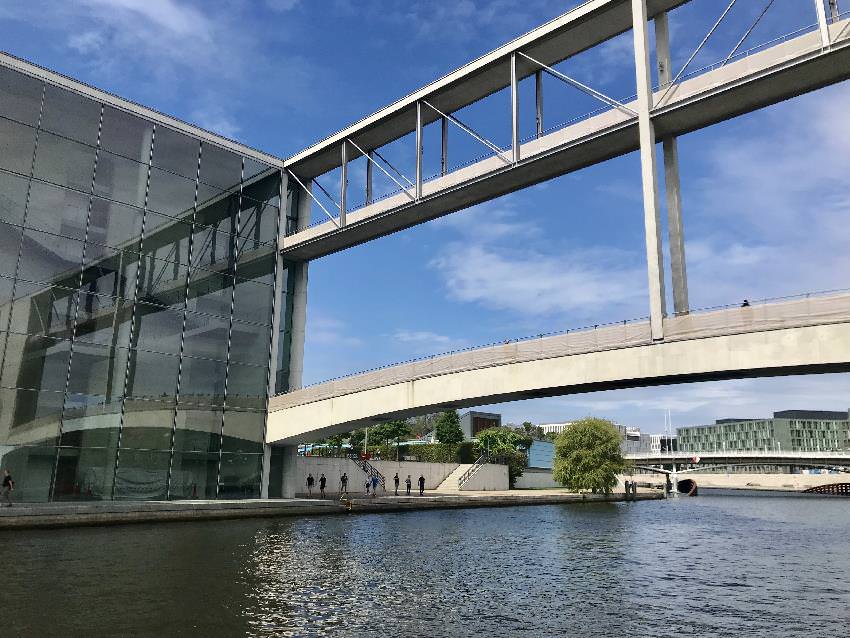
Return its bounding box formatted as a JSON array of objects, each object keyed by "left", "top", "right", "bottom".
[{"left": 266, "top": 319, "right": 850, "bottom": 444}]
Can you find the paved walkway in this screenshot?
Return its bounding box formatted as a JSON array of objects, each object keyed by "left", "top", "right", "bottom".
[{"left": 0, "top": 490, "right": 663, "bottom": 530}]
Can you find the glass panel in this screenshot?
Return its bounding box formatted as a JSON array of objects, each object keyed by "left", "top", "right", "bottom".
[
  {"left": 243, "top": 157, "right": 269, "bottom": 181},
  {"left": 118, "top": 400, "right": 174, "bottom": 451},
  {"left": 132, "top": 303, "right": 184, "bottom": 354},
  {"left": 221, "top": 409, "right": 264, "bottom": 454},
  {"left": 53, "top": 444, "right": 118, "bottom": 501},
  {"left": 181, "top": 311, "right": 230, "bottom": 361},
  {"left": 178, "top": 356, "right": 227, "bottom": 406},
  {"left": 186, "top": 268, "right": 232, "bottom": 318},
  {"left": 73, "top": 290, "right": 133, "bottom": 347},
  {"left": 0, "top": 387, "right": 63, "bottom": 445},
  {"left": 17, "top": 227, "right": 84, "bottom": 287},
  {"left": 124, "top": 348, "right": 180, "bottom": 400},
  {"left": 146, "top": 167, "right": 196, "bottom": 219},
  {"left": 199, "top": 142, "right": 242, "bottom": 191},
  {"left": 170, "top": 450, "right": 218, "bottom": 499},
  {"left": 140, "top": 212, "right": 192, "bottom": 265},
  {"left": 60, "top": 395, "right": 123, "bottom": 447},
  {"left": 0, "top": 332, "right": 72, "bottom": 392},
  {"left": 190, "top": 222, "right": 235, "bottom": 271},
  {"left": 136, "top": 257, "right": 188, "bottom": 307},
  {"left": 232, "top": 276, "right": 274, "bottom": 325},
  {"left": 0, "top": 117, "right": 38, "bottom": 175},
  {"left": 242, "top": 171, "right": 280, "bottom": 209},
  {"left": 0, "top": 276, "right": 13, "bottom": 330},
  {"left": 66, "top": 342, "right": 128, "bottom": 399},
  {"left": 173, "top": 405, "right": 222, "bottom": 454},
  {"left": 8, "top": 279, "right": 76, "bottom": 338},
  {"left": 225, "top": 362, "right": 268, "bottom": 410},
  {"left": 113, "top": 448, "right": 170, "bottom": 500},
  {"left": 100, "top": 106, "right": 153, "bottom": 162},
  {"left": 196, "top": 182, "right": 227, "bottom": 214},
  {"left": 218, "top": 452, "right": 261, "bottom": 499},
  {"left": 0, "top": 221, "right": 23, "bottom": 277},
  {"left": 0, "top": 67, "right": 43, "bottom": 126},
  {"left": 236, "top": 197, "right": 278, "bottom": 245},
  {"left": 87, "top": 197, "right": 144, "bottom": 250},
  {"left": 80, "top": 248, "right": 139, "bottom": 301},
  {"left": 93, "top": 150, "right": 148, "bottom": 207},
  {"left": 40, "top": 84, "right": 100, "bottom": 146},
  {"left": 229, "top": 320, "right": 270, "bottom": 366},
  {"left": 0, "top": 446, "right": 56, "bottom": 502},
  {"left": 194, "top": 190, "right": 238, "bottom": 233},
  {"left": 24, "top": 180, "right": 90, "bottom": 240},
  {"left": 32, "top": 131, "right": 97, "bottom": 191},
  {"left": 0, "top": 170, "right": 30, "bottom": 226},
  {"left": 151, "top": 126, "right": 198, "bottom": 180}
]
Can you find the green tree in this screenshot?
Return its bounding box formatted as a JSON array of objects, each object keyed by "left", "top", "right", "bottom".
[
  {"left": 348, "top": 428, "right": 366, "bottom": 453},
  {"left": 552, "top": 417, "right": 625, "bottom": 494},
  {"left": 475, "top": 426, "right": 530, "bottom": 488},
  {"left": 434, "top": 410, "right": 464, "bottom": 444}
]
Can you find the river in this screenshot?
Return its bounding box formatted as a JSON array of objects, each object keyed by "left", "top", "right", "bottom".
[{"left": 1, "top": 490, "right": 848, "bottom": 637}]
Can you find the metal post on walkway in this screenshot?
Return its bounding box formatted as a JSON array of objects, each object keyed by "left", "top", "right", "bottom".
[
  {"left": 339, "top": 141, "right": 348, "bottom": 227},
  {"left": 511, "top": 52, "right": 520, "bottom": 163},
  {"left": 366, "top": 150, "right": 373, "bottom": 205},
  {"left": 535, "top": 69, "right": 543, "bottom": 138},
  {"left": 441, "top": 115, "right": 448, "bottom": 176},
  {"left": 415, "top": 100, "right": 423, "bottom": 199},
  {"left": 632, "top": 0, "right": 667, "bottom": 340},
  {"left": 814, "top": 0, "right": 831, "bottom": 48}
]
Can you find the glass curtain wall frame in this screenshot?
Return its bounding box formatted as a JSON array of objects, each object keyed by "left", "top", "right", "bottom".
[{"left": 0, "top": 63, "right": 282, "bottom": 501}]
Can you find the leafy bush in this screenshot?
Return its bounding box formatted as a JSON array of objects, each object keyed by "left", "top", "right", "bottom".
[{"left": 552, "top": 417, "right": 625, "bottom": 494}]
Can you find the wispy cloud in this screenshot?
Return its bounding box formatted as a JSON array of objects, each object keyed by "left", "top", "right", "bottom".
[{"left": 308, "top": 316, "right": 364, "bottom": 347}]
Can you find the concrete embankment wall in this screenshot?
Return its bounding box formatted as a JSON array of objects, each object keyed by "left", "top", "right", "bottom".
[
  {"left": 514, "top": 468, "right": 559, "bottom": 489},
  {"left": 287, "top": 457, "right": 458, "bottom": 496},
  {"left": 459, "top": 464, "right": 509, "bottom": 491}
]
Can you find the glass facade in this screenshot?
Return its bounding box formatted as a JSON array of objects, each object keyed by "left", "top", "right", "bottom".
[{"left": 0, "top": 64, "right": 286, "bottom": 501}]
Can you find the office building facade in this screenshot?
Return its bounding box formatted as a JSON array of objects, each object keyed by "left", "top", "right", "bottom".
[{"left": 0, "top": 56, "right": 299, "bottom": 501}]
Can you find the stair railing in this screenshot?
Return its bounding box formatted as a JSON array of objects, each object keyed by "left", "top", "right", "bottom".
[{"left": 458, "top": 454, "right": 489, "bottom": 489}]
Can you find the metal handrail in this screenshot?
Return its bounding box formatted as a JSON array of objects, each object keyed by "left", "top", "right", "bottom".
[
  {"left": 458, "top": 454, "right": 488, "bottom": 489},
  {"left": 353, "top": 457, "right": 386, "bottom": 490}
]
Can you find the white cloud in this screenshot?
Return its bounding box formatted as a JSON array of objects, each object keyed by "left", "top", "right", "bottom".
[
  {"left": 391, "top": 329, "right": 468, "bottom": 354},
  {"left": 308, "top": 316, "right": 363, "bottom": 347}
]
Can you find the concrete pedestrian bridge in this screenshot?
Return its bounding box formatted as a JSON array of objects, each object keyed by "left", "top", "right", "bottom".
[
  {"left": 625, "top": 450, "right": 850, "bottom": 472},
  {"left": 267, "top": 292, "right": 850, "bottom": 444}
]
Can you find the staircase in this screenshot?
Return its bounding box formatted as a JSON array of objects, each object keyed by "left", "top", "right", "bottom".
[
  {"left": 435, "top": 464, "right": 474, "bottom": 492},
  {"left": 351, "top": 457, "right": 386, "bottom": 491}
]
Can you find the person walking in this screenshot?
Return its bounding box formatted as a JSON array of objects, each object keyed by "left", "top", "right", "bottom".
[
  {"left": 371, "top": 474, "right": 379, "bottom": 497},
  {"left": 340, "top": 472, "right": 348, "bottom": 497},
  {"left": 405, "top": 475, "right": 412, "bottom": 496},
  {"left": 393, "top": 473, "right": 400, "bottom": 496},
  {"left": 306, "top": 473, "right": 315, "bottom": 497},
  {"left": 319, "top": 474, "right": 327, "bottom": 498},
  {"left": 418, "top": 474, "right": 425, "bottom": 496},
  {"left": 2, "top": 469, "right": 13, "bottom": 507},
  {"left": 364, "top": 477, "right": 371, "bottom": 496}
]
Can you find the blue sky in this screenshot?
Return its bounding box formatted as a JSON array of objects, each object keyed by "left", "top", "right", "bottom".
[{"left": 3, "top": 0, "right": 848, "bottom": 432}]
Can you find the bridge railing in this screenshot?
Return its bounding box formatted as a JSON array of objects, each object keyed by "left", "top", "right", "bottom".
[
  {"left": 626, "top": 450, "right": 850, "bottom": 460},
  {"left": 272, "top": 289, "right": 850, "bottom": 409}
]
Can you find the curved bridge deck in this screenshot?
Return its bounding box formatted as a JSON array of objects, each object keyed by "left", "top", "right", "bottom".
[{"left": 267, "top": 293, "right": 850, "bottom": 444}]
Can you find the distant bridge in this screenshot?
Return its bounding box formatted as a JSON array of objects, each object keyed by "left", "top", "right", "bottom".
[
  {"left": 267, "top": 292, "right": 850, "bottom": 444},
  {"left": 625, "top": 450, "right": 850, "bottom": 474}
]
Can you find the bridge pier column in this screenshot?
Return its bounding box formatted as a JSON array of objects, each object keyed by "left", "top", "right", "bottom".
[
  {"left": 670, "top": 462, "right": 679, "bottom": 497},
  {"left": 632, "top": 0, "right": 667, "bottom": 340},
  {"left": 655, "top": 12, "right": 689, "bottom": 316},
  {"left": 280, "top": 446, "right": 300, "bottom": 498}
]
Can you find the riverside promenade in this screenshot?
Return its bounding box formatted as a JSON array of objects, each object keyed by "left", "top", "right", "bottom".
[{"left": 0, "top": 489, "right": 663, "bottom": 530}]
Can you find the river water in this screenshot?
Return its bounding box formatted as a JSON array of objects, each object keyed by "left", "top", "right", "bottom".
[{"left": 2, "top": 491, "right": 848, "bottom": 637}]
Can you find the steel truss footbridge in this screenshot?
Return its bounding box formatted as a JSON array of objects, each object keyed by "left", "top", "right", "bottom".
[{"left": 270, "top": 0, "right": 850, "bottom": 447}]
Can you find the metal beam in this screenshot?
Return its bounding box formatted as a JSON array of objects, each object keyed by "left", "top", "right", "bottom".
[
  {"left": 815, "top": 0, "right": 831, "bottom": 48},
  {"left": 535, "top": 69, "right": 544, "bottom": 138},
  {"left": 422, "top": 100, "right": 512, "bottom": 164},
  {"left": 347, "top": 138, "right": 415, "bottom": 202},
  {"left": 366, "top": 150, "right": 373, "bottom": 205},
  {"left": 441, "top": 116, "right": 448, "bottom": 176},
  {"left": 511, "top": 52, "right": 521, "bottom": 163},
  {"left": 656, "top": 11, "right": 689, "bottom": 315},
  {"left": 339, "top": 141, "right": 348, "bottom": 227},
  {"left": 286, "top": 170, "right": 339, "bottom": 227},
  {"left": 415, "top": 101, "right": 423, "bottom": 200},
  {"left": 632, "top": 0, "right": 667, "bottom": 339},
  {"left": 830, "top": 0, "right": 840, "bottom": 21}
]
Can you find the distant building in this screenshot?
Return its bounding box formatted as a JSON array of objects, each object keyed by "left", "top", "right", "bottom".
[
  {"left": 460, "top": 411, "right": 501, "bottom": 440},
  {"left": 539, "top": 422, "right": 572, "bottom": 435},
  {"left": 527, "top": 440, "right": 554, "bottom": 469},
  {"left": 677, "top": 410, "right": 850, "bottom": 452}
]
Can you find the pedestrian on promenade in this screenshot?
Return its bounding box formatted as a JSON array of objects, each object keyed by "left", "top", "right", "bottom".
[
  {"left": 371, "top": 475, "right": 379, "bottom": 496},
  {"left": 2, "top": 469, "right": 13, "bottom": 507},
  {"left": 393, "top": 473, "right": 400, "bottom": 496},
  {"left": 319, "top": 474, "right": 327, "bottom": 498},
  {"left": 306, "top": 473, "right": 314, "bottom": 497},
  {"left": 418, "top": 474, "right": 425, "bottom": 496},
  {"left": 365, "top": 477, "right": 371, "bottom": 495},
  {"left": 405, "top": 475, "right": 412, "bottom": 496},
  {"left": 340, "top": 473, "right": 348, "bottom": 496}
]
